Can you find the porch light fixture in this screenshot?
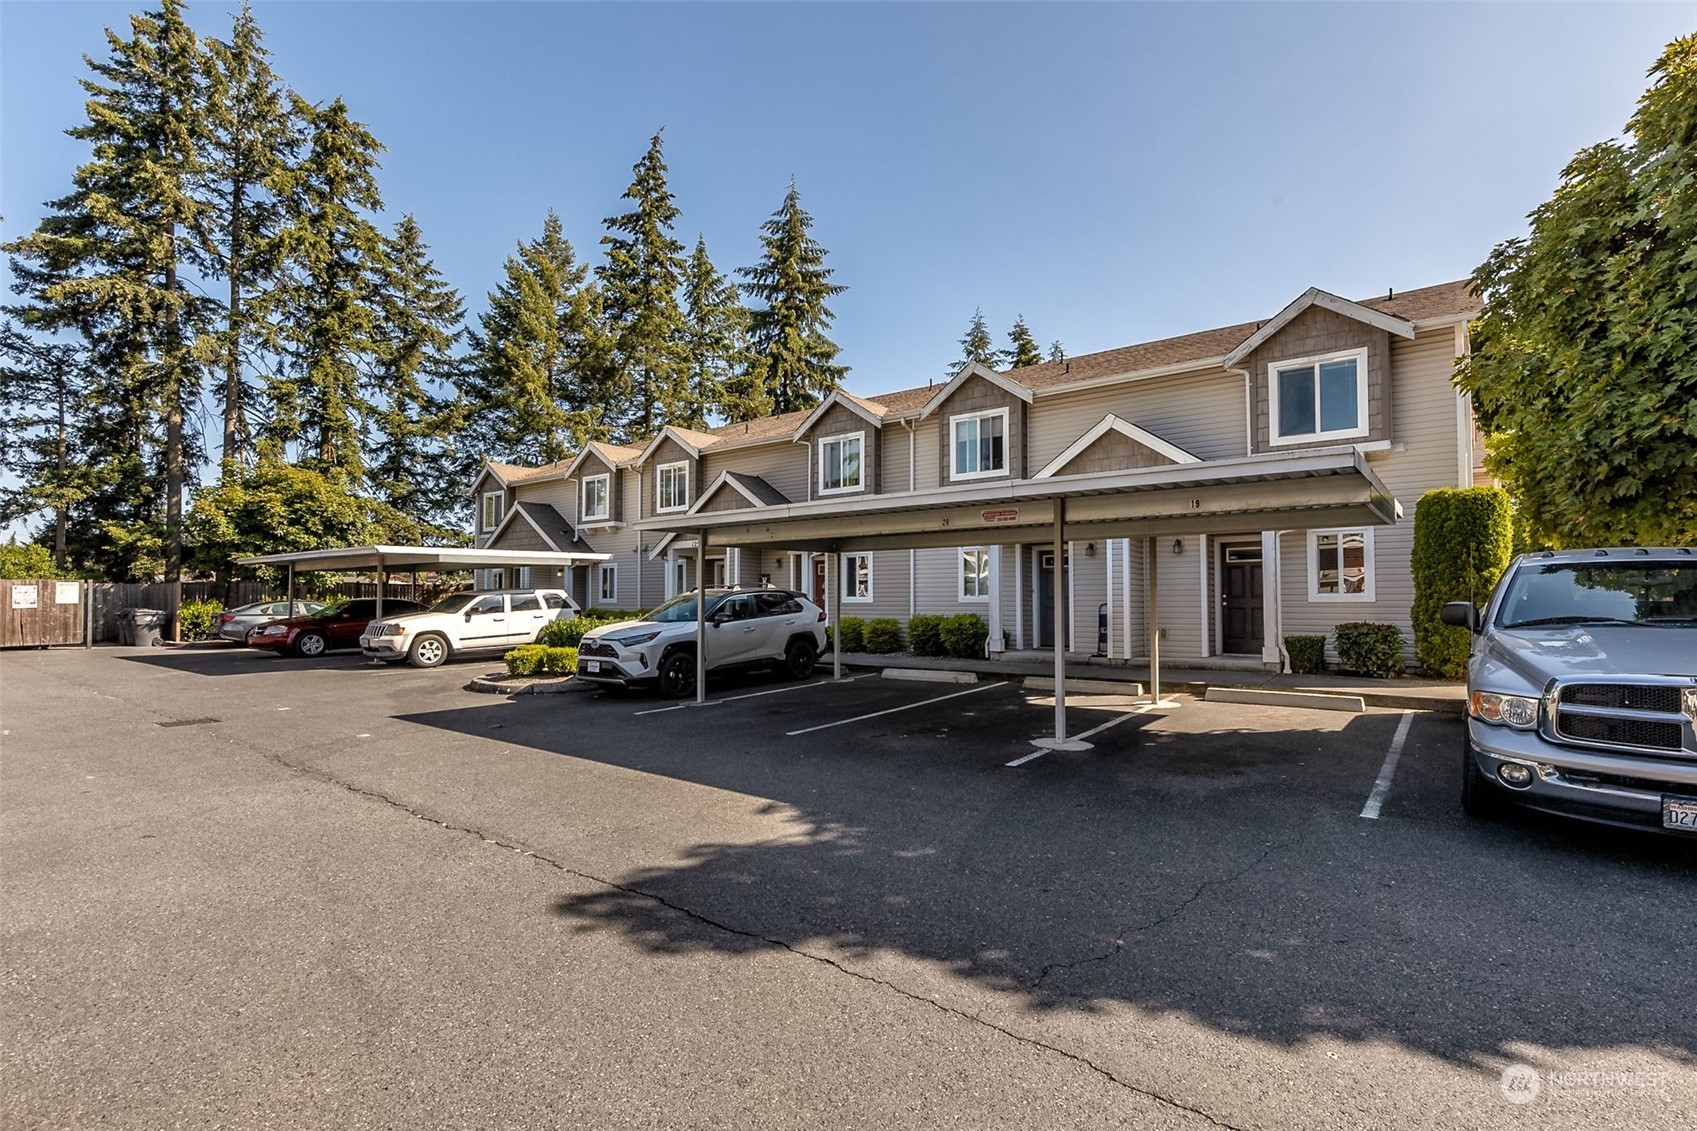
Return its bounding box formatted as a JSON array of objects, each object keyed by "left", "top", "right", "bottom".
[
  {"left": 1085, "top": 542, "right": 1096, "bottom": 557},
  {"left": 1172, "top": 539, "right": 1184, "bottom": 555}
]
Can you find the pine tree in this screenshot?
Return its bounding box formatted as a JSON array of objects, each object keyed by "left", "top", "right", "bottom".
[
  {"left": 740, "top": 180, "right": 847, "bottom": 415},
  {"left": 464, "top": 212, "right": 605, "bottom": 465},
  {"left": 195, "top": 2, "right": 299, "bottom": 470},
  {"left": 681, "top": 236, "right": 756, "bottom": 427},
  {"left": 1048, "top": 340, "right": 1066, "bottom": 363},
  {"left": 265, "top": 95, "right": 385, "bottom": 482},
  {"left": 948, "top": 308, "right": 997, "bottom": 376},
  {"left": 366, "top": 215, "right": 466, "bottom": 526},
  {"left": 599, "top": 131, "right": 689, "bottom": 439},
  {"left": 0, "top": 321, "right": 95, "bottom": 569},
  {"left": 1005, "top": 315, "right": 1043, "bottom": 369}
]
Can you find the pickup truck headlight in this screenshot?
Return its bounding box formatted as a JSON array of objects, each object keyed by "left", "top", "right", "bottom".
[{"left": 1472, "top": 691, "right": 1539, "bottom": 729}]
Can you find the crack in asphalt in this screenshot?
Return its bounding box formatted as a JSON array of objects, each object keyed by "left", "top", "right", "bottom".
[
  {"left": 1032, "top": 837, "right": 1303, "bottom": 994},
  {"left": 263, "top": 750, "right": 1251, "bottom": 1131}
]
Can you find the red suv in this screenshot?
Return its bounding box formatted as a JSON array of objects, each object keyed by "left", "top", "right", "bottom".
[{"left": 246, "top": 598, "right": 428, "bottom": 658}]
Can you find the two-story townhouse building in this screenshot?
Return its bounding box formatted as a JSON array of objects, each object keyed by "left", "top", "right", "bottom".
[{"left": 472, "top": 280, "right": 1482, "bottom": 669}]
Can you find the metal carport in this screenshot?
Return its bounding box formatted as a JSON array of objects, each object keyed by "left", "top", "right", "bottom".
[{"left": 633, "top": 446, "right": 1401, "bottom": 749}]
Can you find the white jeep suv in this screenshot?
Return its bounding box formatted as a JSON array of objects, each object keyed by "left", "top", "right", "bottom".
[
  {"left": 361, "top": 588, "right": 580, "bottom": 668},
  {"left": 576, "top": 588, "right": 827, "bottom": 697}
]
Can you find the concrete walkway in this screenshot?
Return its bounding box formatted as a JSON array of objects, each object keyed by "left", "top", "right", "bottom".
[{"left": 825, "top": 651, "right": 1465, "bottom": 714}]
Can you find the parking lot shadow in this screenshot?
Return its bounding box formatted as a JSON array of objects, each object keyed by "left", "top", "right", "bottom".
[{"left": 398, "top": 690, "right": 1697, "bottom": 1072}]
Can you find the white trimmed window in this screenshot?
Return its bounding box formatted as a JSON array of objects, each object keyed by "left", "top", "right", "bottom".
[
  {"left": 657, "top": 461, "right": 689, "bottom": 512},
  {"left": 1308, "top": 528, "right": 1375, "bottom": 601},
  {"left": 1270, "top": 348, "right": 1369, "bottom": 445},
  {"left": 598, "top": 563, "right": 617, "bottom": 603},
  {"left": 950, "top": 408, "right": 1009, "bottom": 480},
  {"left": 582, "top": 474, "right": 610, "bottom": 522},
  {"left": 487, "top": 568, "right": 506, "bottom": 591},
  {"left": 818, "top": 432, "right": 864, "bottom": 494},
  {"left": 960, "top": 547, "right": 990, "bottom": 601},
  {"left": 518, "top": 567, "right": 532, "bottom": 589},
  {"left": 842, "top": 553, "right": 872, "bottom": 603},
  {"left": 481, "top": 491, "right": 504, "bottom": 531}
]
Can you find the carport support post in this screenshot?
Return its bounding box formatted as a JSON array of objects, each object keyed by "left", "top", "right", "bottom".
[
  {"left": 1149, "top": 536, "right": 1161, "bottom": 705},
  {"left": 1053, "top": 498, "right": 1067, "bottom": 742},
  {"left": 286, "top": 564, "right": 296, "bottom": 608},
  {"left": 374, "top": 552, "right": 385, "bottom": 622},
  {"left": 830, "top": 551, "right": 841, "bottom": 681},
  {"left": 695, "top": 530, "right": 708, "bottom": 705}
]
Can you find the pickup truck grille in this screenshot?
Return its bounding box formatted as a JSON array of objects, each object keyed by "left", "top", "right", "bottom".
[
  {"left": 1551, "top": 681, "right": 1693, "bottom": 755},
  {"left": 579, "top": 640, "right": 617, "bottom": 658}
]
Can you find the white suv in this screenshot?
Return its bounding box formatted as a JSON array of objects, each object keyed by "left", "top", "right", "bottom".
[
  {"left": 361, "top": 589, "right": 580, "bottom": 668},
  {"left": 576, "top": 588, "right": 827, "bottom": 697}
]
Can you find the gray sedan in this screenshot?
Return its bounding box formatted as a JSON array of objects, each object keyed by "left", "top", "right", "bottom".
[{"left": 215, "top": 600, "right": 328, "bottom": 642}]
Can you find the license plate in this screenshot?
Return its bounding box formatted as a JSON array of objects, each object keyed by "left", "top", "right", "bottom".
[
  {"left": 1663, "top": 797, "right": 1697, "bottom": 832},
  {"left": 585, "top": 660, "right": 600, "bottom": 672}
]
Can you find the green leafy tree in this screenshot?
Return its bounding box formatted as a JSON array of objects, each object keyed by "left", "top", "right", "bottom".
[
  {"left": 739, "top": 180, "right": 847, "bottom": 415},
  {"left": 599, "top": 131, "right": 689, "bottom": 438},
  {"left": 948, "top": 308, "right": 996, "bottom": 377},
  {"left": 0, "top": 540, "right": 72, "bottom": 580},
  {"left": 1005, "top": 315, "right": 1044, "bottom": 369},
  {"left": 681, "top": 235, "right": 756, "bottom": 427},
  {"left": 1458, "top": 33, "right": 1697, "bottom": 546},
  {"left": 464, "top": 212, "right": 606, "bottom": 465}
]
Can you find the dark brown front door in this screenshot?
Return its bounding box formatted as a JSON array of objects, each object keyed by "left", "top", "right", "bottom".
[{"left": 1221, "top": 545, "right": 1264, "bottom": 655}]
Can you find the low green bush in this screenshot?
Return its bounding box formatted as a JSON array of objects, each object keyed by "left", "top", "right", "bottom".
[
  {"left": 1284, "top": 634, "right": 1326, "bottom": 675},
  {"left": 863, "top": 618, "right": 902, "bottom": 654},
  {"left": 540, "top": 646, "right": 578, "bottom": 675},
  {"left": 504, "top": 644, "right": 546, "bottom": 676},
  {"left": 179, "top": 598, "right": 223, "bottom": 641},
  {"left": 940, "top": 613, "right": 989, "bottom": 659},
  {"left": 906, "top": 614, "right": 946, "bottom": 657},
  {"left": 1334, "top": 622, "right": 1405, "bottom": 678},
  {"left": 834, "top": 616, "right": 865, "bottom": 653}
]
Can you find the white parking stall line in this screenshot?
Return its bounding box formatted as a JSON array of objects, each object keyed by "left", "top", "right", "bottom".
[
  {"left": 1360, "top": 710, "right": 1416, "bottom": 819},
  {"left": 1005, "top": 701, "right": 1166, "bottom": 766},
  {"left": 633, "top": 677, "right": 849, "bottom": 717},
  {"left": 786, "top": 681, "right": 1008, "bottom": 737}
]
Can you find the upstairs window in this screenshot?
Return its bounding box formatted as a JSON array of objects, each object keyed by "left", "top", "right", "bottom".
[
  {"left": 1271, "top": 349, "right": 1368, "bottom": 444},
  {"left": 582, "top": 474, "right": 610, "bottom": 522},
  {"left": 951, "top": 408, "right": 1009, "bottom": 481},
  {"left": 481, "top": 492, "right": 504, "bottom": 531},
  {"left": 818, "top": 432, "right": 864, "bottom": 494},
  {"left": 657, "top": 462, "right": 689, "bottom": 512}
]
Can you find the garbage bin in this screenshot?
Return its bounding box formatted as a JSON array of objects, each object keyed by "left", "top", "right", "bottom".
[
  {"left": 116, "top": 610, "right": 134, "bottom": 646},
  {"left": 128, "top": 608, "right": 166, "bottom": 647}
]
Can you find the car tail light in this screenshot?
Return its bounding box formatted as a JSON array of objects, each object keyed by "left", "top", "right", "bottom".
[{"left": 217, "top": 613, "right": 234, "bottom": 623}]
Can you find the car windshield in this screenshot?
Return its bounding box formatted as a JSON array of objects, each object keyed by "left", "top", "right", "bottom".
[
  {"left": 429, "top": 593, "right": 480, "bottom": 614},
  {"left": 1497, "top": 562, "right": 1697, "bottom": 628},
  {"left": 646, "top": 592, "right": 730, "bottom": 622}
]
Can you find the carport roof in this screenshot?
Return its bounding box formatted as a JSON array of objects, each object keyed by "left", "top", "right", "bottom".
[{"left": 235, "top": 544, "right": 610, "bottom": 572}]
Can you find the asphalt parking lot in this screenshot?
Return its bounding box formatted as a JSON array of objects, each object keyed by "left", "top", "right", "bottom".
[{"left": 3, "top": 645, "right": 1693, "bottom": 1130}]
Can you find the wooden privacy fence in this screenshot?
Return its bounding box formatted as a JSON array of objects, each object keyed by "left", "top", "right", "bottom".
[
  {"left": 85, "top": 579, "right": 443, "bottom": 643},
  {"left": 1, "top": 579, "right": 88, "bottom": 648}
]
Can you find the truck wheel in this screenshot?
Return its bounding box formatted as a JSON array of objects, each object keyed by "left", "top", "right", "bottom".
[
  {"left": 1460, "top": 736, "right": 1504, "bottom": 820},
  {"left": 784, "top": 638, "right": 817, "bottom": 679},
  {"left": 294, "top": 631, "right": 327, "bottom": 658},
  {"left": 658, "top": 651, "right": 696, "bottom": 698},
  {"left": 408, "top": 633, "right": 450, "bottom": 669}
]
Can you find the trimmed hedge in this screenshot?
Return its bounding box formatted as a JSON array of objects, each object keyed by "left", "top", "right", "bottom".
[
  {"left": 1334, "top": 622, "right": 1405, "bottom": 678},
  {"left": 906, "top": 614, "right": 946, "bottom": 657},
  {"left": 939, "top": 613, "right": 989, "bottom": 659},
  {"left": 542, "top": 612, "right": 635, "bottom": 648},
  {"left": 1411, "top": 486, "right": 1513, "bottom": 677},
  {"left": 179, "top": 598, "right": 223, "bottom": 641},
  {"left": 1284, "top": 634, "right": 1326, "bottom": 675},
  {"left": 834, "top": 616, "right": 865, "bottom": 653},
  {"left": 864, "top": 618, "right": 902, "bottom": 654},
  {"left": 504, "top": 644, "right": 578, "bottom": 676}
]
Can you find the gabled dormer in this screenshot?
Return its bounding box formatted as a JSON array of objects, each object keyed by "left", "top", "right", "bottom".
[
  {"left": 1033, "top": 414, "right": 1202, "bottom": 479},
  {"left": 792, "top": 389, "right": 887, "bottom": 500},
  {"left": 1224, "top": 288, "right": 1416, "bottom": 454},
  {"left": 472, "top": 460, "right": 524, "bottom": 543},
  {"left": 918, "top": 362, "right": 1034, "bottom": 487},
  {"left": 561, "top": 442, "right": 641, "bottom": 527},
  {"left": 636, "top": 425, "right": 717, "bottom": 519}
]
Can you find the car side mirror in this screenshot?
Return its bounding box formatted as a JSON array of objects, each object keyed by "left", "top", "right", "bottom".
[
  {"left": 464, "top": 611, "right": 475, "bottom": 622},
  {"left": 1440, "top": 601, "right": 1481, "bottom": 634}
]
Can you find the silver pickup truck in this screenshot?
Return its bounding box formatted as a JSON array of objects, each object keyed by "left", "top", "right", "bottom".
[{"left": 1441, "top": 547, "right": 1697, "bottom": 834}]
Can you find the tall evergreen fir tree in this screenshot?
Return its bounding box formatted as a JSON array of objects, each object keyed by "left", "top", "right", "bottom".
[
  {"left": 1005, "top": 315, "right": 1044, "bottom": 369},
  {"left": 739, "top": 180, "right": 847, "bottom": 415},
  {"left": 680, "top": 236, "right": 756, "bottom": 427},
  {"left": 195, "top": 2, "right": 299, "bottom": 470},
  {"left": 366, "top": 215, "right": 466, "bottom": 527},
  {"left": 265, "top": 95, "right": 385, "bottom": 482},
  {"left": 0, "top": 321, "right": 95, "bottom": 569},
  {"left": 464, "top": 212, "right": 606, "bottom": 465},
  {"left": 599, "top": 132, "right": 689, "bottom": 439},
  {"left": 948, "top": 308, "right": 997, "bottom": 376},
  {"left": 1, "top": 0, "right": 208, "bottom": 585},
  {"left": 1048, "top": 340, "right": 1066, "bottom": 363}
]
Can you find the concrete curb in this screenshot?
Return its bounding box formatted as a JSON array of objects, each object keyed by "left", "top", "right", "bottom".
[
  {"left": 465, "top": 673, "right": 586, "bottom": 696},
  {"left": 1026, "top": 676, "right": 1145, "bottom": 696},
  {"left": 1205, "top": 687, "right": 1366, "bottom": 714},
  {"left": 882, "top": 668, "right": 977, "bottom": 684}
]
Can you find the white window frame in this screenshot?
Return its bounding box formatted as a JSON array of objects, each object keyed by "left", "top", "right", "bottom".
[
  {"left": 581, "top": 473, "right": 610, "bottom": 522},
  {"left": 481, "top": 491, "right": 504, "bottom": 531},
  {"left": 1268, "top": 347, "right": 1369, "bottom": 446},
  {"left": 948, "top": 407, "right": 1010, "bottom": 482},
  {"left": 487, "top": 568, "right": 506, "bottom": 591},
  {"left": 1306, "top": 527, "right": 1376, "bottom": 602},
  {"left": 841, "top": 552, "right": 873, "bottom": 603},
  {"left": 598, "top": 563, "right": 617, "bottom": 603},
  {"left": 518, "top": 567, "right": 531, "bottom": 589},
  {"left": 959, "top": 547, "right": 991, "bottom": 602},
  {"left": 817, "top": 430, "right": 865, "bottom": 496},
  {"left": 656, "top": 461, "right": 689, "bottom": 513}
]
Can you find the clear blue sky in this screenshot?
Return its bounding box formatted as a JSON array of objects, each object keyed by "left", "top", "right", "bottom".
[{"left": 3, "top": 1, "right": 1692, "bottom": 403}]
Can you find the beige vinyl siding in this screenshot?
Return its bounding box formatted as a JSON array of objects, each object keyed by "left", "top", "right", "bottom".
[
  {"left": 513, "top": 476, "right": 575, "bottom": 522},
  {"left": 834, "top": 549, "right": 910, "bottom": 624},
  {"left": 701, "top": 440, "right": 808, "bottom": 505},
  {"left": 881, "top": 421, "right": 919, "bottom": 493},
  {"left": 1026, "top": 368, "right": 1249, "bottom": 472},
  {"left": 1277, "top": 326, "right": 1464, "bottom": 662},
  {"left": 1068, "top": 543, "right": 1109, "bottom": 654},
  {"left": 911, "top": 546, "right": 993, "bottom": 615},
  {"left": 910, "top": 417, "right": 941, "bottom": 488}
]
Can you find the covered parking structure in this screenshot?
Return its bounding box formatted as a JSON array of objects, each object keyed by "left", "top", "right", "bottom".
[
  {"left": 235, "top": 545, "right": 611, "bottom": 619},
  {"left": 633, "top": 446, "right": 1401, "bottom": 749}
]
